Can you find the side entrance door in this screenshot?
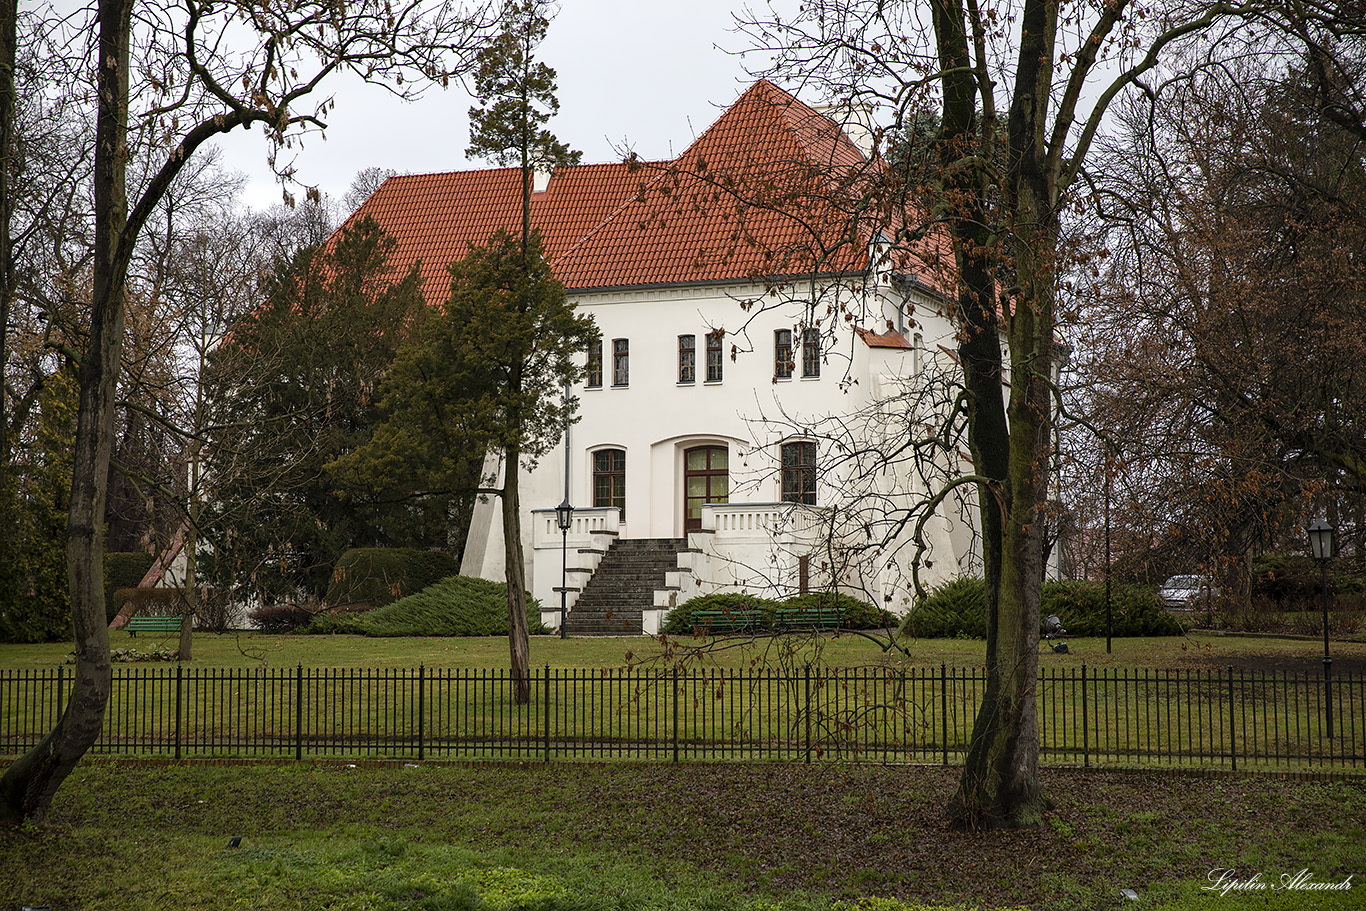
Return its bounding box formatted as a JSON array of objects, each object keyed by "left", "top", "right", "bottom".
[{"left": 684, "top": 446, "right": 729, "bottom": 531}]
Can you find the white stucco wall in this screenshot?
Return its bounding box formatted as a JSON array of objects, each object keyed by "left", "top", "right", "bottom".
[{"left": 462, "top": 273, "right": 980, "bottom": 622}]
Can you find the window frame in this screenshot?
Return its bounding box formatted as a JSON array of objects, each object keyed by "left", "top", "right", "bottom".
[
  {"left": 705, "top": 330, "right": 724, "bottom": 383},
  {"left": 774, "top": 329, "right": 793, "bottom": 379},
  {"left": 586, "top": 339, "right": 603, "bottom": 388},
  {"left": 678, "top": 334, "right": 696, "bottom": 384},
  {"left": 593, "top": 448, "right": 627, "bottom": 519},
  {"left": 781, "top": 440, "right": 817, "bottom": 506},
  {"left": 801, "top": 328, "right": 820, "bottom": 378},
  {"left": 612, "top": 338, "right": 629, "bottom": 387}
]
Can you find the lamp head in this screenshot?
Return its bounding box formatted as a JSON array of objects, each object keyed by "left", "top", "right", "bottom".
[{"left": 1307, "top": 518, "right": 1334, "bottom": 562}]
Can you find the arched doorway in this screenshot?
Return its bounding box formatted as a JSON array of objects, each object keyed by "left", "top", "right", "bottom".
[{"left": 684, "top": 445, "right": 729, "bottom": 531}]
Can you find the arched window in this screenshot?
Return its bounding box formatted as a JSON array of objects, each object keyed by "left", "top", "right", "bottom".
[
  {"left": 781, "top": 441, "right": 816, "bottom": 505},
  {"left": 593, "top": 449, "right": 626, "bottom": 518}
]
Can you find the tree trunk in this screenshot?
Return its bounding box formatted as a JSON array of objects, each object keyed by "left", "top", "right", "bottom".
[
  {"left": 502, "top": 443, "right": 532, "bottom": 705},
  {"left": 1, "top": 0, "right": 131, "bottom": 823},
  {"left": 944, "top": 0, "right": 1057, "bottom": 829},
  {"left": 0, "top": 0, "right": 18, "bottom": 618}
]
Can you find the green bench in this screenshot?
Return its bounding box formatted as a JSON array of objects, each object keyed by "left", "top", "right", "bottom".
[
  {"left": 691, "top": 609, "right": 764, "bottom": 633},
  {"left": 774, "top": 607, "right": 844, "bottom": 630},
  {"left": 125, "top": 616, "right": 183, "bottom": 637}
]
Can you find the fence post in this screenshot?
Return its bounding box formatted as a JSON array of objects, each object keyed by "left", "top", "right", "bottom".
[
  {"left": 1081, "top": 663, "right": 1089, "bottom": 769},
  {"left": 174, "top": 664, "right": 183, "bottom": 761},
  {"left": 417, "top": 664, "right": 425, "bottom": 761},
  {"left": 940, "top": 664, "right": 948, "bottom": 766},
  {"left": 803, "top": 663, "right": 811, "bottom": 762},
  {"left": 295, "top": 664, "right": 304, "bottom": 762},
  {"left": 1228, "top": 666, "right": 1237, "bottom": 772},
  {"left": 543, "top": 664, "right": 551, "bottom": 763},
  {"left": 57, "top": 665, "right": 65, "bottom": 724},
  {"left": 672, "top": 666, "right": 679, "bottom": 763}
]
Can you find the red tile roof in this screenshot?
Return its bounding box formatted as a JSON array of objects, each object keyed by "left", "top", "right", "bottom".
[
  {"left": 342, "top": 79, "right": 937, "bottom": 300},
  {"left": 855, "top": 327, "right": 915, "bottom": 349},
  {"left": 339, "top": 162, "right": 651, "bottom": 304}
]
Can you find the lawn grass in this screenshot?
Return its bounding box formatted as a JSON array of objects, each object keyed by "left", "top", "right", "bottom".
[
  {"left": 2, "top": 628, "right": 1364, "bottom": 672},
  {"left": 0, "top": 761, "right": 1360, "bottom": 910}
]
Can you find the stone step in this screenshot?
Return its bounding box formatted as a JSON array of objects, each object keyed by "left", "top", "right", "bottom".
[{"left": 567, "top": 537, "right": 688, "bottom": 635}]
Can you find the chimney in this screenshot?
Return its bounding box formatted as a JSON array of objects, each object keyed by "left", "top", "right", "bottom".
[{"left": 813, "top": 101, "right": 876, "bottom": 158}]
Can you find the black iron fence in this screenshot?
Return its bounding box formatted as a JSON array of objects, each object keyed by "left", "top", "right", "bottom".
[{"left": 1, "top": 664, "right": 1362, "bottom": 771}]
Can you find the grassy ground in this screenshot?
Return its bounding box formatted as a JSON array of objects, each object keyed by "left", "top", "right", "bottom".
[
  {"left": 2, "top": 628, "right": 1364, "bottom": 672},
  {"left": 0, "top": 760, "right": 1361, "bottom": 911}
]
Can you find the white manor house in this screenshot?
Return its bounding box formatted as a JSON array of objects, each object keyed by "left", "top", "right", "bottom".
[{"left": 343, "top": 80, "right": 982, "bottom": 634}]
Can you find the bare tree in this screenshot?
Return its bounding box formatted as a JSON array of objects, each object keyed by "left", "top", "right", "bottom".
[
  {"left": 1, "top": 0, "right": 491, "bottom": 824},
  {"left": 723, "top": 0, "right": 1355, "bottom": 828}
]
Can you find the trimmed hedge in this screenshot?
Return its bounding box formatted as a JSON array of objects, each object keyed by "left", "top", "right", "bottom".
[
  {"left": 309, "top": 575, "right": 548, "bottom": 637},
  {"left": 111, "top": 587, "right": 191, "bottom": 619},
  {"left": 661, "top": 591, "right": 892, "bottom": 635},
  {"left": 250, "top": 603, "right": 317, "bottom": 634},
  {"left": 105, "top": 552, "right": 157, "bottom": 623},
  {"left": 325, "top": 548, "right": 459, "bottom": 609},
  {"left": 902, "top": 577, "right": 1185, "bottom": 639}
]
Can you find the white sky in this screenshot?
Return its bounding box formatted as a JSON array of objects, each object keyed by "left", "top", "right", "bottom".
[{"left": 217, "top": 0, "right": 796, "bottom": 211}]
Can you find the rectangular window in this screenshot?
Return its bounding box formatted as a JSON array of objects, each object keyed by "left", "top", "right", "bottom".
[
  {"left": 612, "top": 338, "right": 629, "bottom": 386},
  {"left": 802, "top": 328, "right": 820, "bottom": 378},
  {"left": 593, "top": 449, "right": 626, "bottom": 519},
  {"left": 781, "top": 441, "right": 817, "bottom": 506},
  {"left": 678, "top": 334, "right": 696, "bottom": 383},
  {"left": 706, "top": 331, "right": 723, "bottom": 383},
  {"left": 586, "top": 340, "right": 603, "bottom": 388},
  {"left": 774, "top": 329, "right": 793, "bottom": 379}
]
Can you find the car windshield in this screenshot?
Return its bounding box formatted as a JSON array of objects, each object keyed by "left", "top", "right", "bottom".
[{"left": 1163, "top": 576, "right": 1202, "bottom": 588}]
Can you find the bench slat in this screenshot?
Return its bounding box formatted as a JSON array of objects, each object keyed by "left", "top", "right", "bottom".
[{"left": 126, "top": 617, "right": 183, "bottom": 636}]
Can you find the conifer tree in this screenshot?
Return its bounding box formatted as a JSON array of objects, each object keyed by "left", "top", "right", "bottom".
[{"left": 465, "top": 0, "right": 584, "bottom": 702}]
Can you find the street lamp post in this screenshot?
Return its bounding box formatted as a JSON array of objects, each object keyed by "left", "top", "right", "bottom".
[
  {"left": 556, "top": 498, "right": 573, "bottom": 639},
  {"left": 1307, "top": 518, "right": 1334, "bottom": 738}
]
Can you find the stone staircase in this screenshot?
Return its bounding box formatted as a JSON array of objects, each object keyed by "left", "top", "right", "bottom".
[{"left": 564, "top": 537, "right": 688, "bottom": 635}]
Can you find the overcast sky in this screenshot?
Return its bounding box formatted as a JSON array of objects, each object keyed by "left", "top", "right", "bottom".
[{"left": 218, "top": 0, "right": 796, "bottom": 211}]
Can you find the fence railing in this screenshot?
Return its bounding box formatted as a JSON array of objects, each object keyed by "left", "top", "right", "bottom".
[{"left": 2, "top": 664, "right": 1362, "bottom": 771}]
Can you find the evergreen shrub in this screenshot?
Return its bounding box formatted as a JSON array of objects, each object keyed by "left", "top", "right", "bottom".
[
  {"left": 781, "top": 592, "right": 897, "bottom": 629},
  {"left": 901, "top": 578, "right": 988, "bottom": 639},
  {"left": 250, "top": 603, "right": 317, "bottom": 633},
  {"left": 111, "top": 587, "right": 190, "bottom": 619},
  {"left": 661, "top": 593, "right": 778, "bottom": 634},
  {"left": 1042, "top": 580, "right": 1185, "bottom": 636},
  {"left": 105, "top": 552, "right": 157, "bottom": 622},
  {"left": 325, "top": 548, "right": 459, "bottom": 609},
  {"left": 662, "top": 591, "right": 893, "bottom": 634},
  {"left": 309, "top": 575, "right": 547, "bottom": 637},
  {"left": 901, "top": 577, "right": 1185, "bottom": 639}
]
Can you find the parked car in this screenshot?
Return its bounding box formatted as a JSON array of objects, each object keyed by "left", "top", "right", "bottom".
[{"left": 1159, "top": 575, "right": 1217, "bottom": 610}]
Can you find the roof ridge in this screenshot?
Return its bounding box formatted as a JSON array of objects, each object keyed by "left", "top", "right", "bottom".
[
  {"left": 551, "top": 83, "right": 785, "bottom": 273},
  {"left": 553, "top": 80, "right": 854, "bottom": 282}
]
